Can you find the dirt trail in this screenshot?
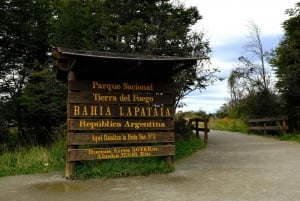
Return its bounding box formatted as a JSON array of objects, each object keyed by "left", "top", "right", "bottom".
[{"left": 1, "top": 130, "right": 300, "bottom": 201}]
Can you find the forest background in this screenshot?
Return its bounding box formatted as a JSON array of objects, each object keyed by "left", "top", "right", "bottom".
[{"left": 1, "top": 0, "right": 300, "bottom": 177}]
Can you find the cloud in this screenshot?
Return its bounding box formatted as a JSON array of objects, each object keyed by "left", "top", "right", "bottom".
[{"left": 179, "top": 0, "right": 298, "bottom": 113}]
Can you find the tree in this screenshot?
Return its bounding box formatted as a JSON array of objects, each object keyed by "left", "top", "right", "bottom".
[
  {"left": 228, "top": 21, "right": 280, "bottom": 118},
  {"left": 4, "top": 67, "right": 67, "bottom": 146},
  {"left": 0, "top": 0, "right": 219, "bottom": 147},
  {"left": 0, "top": 0, "right": 54, "bottom": 99},
  {"left": 51, "top": 0, "right": 220, "bottom": 108},
  {"left": 0, "top": 0, "right": 67, "bottom": 146},
  {"left": 270, "top": 3, "right": 300, "bottom": 131}
]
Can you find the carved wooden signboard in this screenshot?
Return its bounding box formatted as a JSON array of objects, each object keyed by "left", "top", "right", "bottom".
[
  {"left": 67, "top": 80, "right": 175, "bottom": 163},
  {"left": 54, "top": 48, "right": 198, "bottom": 178}
]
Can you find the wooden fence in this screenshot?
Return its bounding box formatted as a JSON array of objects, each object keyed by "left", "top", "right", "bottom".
[
  {"left": 187, "top": 118, "right": 210, "bottom": 143},
  {"left": 248, "top": 116, "right": 288, "bottom": 134}
]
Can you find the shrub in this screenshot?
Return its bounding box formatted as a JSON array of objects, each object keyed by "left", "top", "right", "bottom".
[{"left": 174, "top": 116, "right": 194, "bottom": 141}]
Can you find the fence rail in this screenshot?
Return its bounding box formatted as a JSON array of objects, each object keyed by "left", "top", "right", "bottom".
[
  {"left": 248, "top": 116, "right": 288, "bottom": 134},
  {"left": 187, "top": 118, "right": 210, "bottom": 143}
]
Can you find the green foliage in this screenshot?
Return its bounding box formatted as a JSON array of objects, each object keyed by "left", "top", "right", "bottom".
[
  {"left": 0, "top": 0, "right": 67, "bottom": 147},
  {"left": 0, "top": 139, "right": 66, "bottom": 177},
  {"left": 2, "top": 68, "right": 67, "bottom": 146},
  {"left": 238, "top": 89, "right": 283, "bottom": 119},
  {"left": 216, "top": 103, "right": 236, "bottom": 118},
  {"left": 209, "top": 118, "right": 249, "bottom": 133},
  {"left": 0, "top": 0, "right": 54, "bottom": 99},
  {"left": 175, "top": 137, "right": 206, "bottom": 160},
  {"left": 270, "top": 3, "right": 300, "bottom": 131},
  {"left": 174, "top": 115, "right": 194, "bottom": 141},
  {"left": 280, "top": 134, "right": 300, "bottom": 142},
  {"left": 51, "top": 0, "right": 205, "bottom": 56}
]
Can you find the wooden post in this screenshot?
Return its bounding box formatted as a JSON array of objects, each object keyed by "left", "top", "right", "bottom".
[
  {"left": 166, "top": 155, "right": 174, "bottom": 166},
  {"left": 195, "top": 119, "right": 200, "bottom": 139},
  {"left": 204, "top": 118, "right": 208, "bottom": 144},
  {"left": 282, "top": 119, "right": 287, "bottom": 134},
  {"left": 65, "top": 71, "right": 76, "bottom": 178}
]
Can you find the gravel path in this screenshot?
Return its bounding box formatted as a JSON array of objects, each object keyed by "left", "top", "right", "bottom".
[{"left": 1, "top": 130, "right": 300, "bottom": 201}]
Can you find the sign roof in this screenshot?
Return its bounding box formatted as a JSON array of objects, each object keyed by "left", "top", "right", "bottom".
[{"left": 54, "top": 48, "right": 206, "bottom": 81}]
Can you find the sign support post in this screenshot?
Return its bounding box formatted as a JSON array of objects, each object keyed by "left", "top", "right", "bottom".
[{"left": 65, "top": 70, "right": 76, "bottom": 178}]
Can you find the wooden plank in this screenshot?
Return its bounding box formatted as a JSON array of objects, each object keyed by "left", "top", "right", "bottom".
[
  {"left": 249, "top": 126, "right": 288, "bottom": 131},
  {"left": 189, "top": 118, "right": 209, "bottom": 122},
  {"left": 67, "top": 132, "right": 175, "bottom": 145},
  {"left": 197, "top": 128, "right": 210, "bottom": 132},
  {"left": 248, "top": 116, "right": 288, "bottom": 123},
  {"left": 69, "top": 119, "right": 174, "bottom": 131},
  {"left": 69, "top": 80, "right": 173, "bottom": 93},
  {"left": 69, "top": 104, "right": 174, "bottom": 118},
  {"left": 68, "top": 92, "right": 175, "bottom": 104},
  {"left": 67, "top": 145, "right": 175, "bottom": 161}
]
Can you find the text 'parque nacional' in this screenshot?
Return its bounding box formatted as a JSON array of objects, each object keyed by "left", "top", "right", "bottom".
[{"left": 92, "top": 82, "right": 154, "bottom": 91}]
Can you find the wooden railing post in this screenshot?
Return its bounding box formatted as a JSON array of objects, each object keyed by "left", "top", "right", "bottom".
[
  {"left": 189, "top": 118, "right": 210, "bottom": 143},
  {"left": 282, "top": 120, "right": 287, "bottom": 134},
  {"left": 195, "top": 119, "right": 199, "bottom": 139},
  {"left": 204, "top": 118, "right": 208, "bottom": 144}
]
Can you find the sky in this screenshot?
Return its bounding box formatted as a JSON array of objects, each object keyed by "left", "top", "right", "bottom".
[{"left": 178, "top": 0, "right": 299, "bottom": 113}]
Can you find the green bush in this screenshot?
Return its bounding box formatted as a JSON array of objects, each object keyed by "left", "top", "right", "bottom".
[{"left": 174, "top": 116, "right": 194, "bottom": 141}]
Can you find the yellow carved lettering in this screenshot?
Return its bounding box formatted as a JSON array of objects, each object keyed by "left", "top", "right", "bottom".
[
  {"left": 140, "top": 107, "right": 146, "bottom": 116},
  {"left": 91, "top": 106, "right": 97, "bottom": 115},
  {"left": 105, "top": 107, "right": 111, "bottom": 116},
  {"left": 153, "top": 107, "right": 158, "bottom": 117},
  {"left": 165, "top": 108, "right": 171, "bottom": 117},
  {"left": 82, "top": 106, "right": 88, "bottom": 115},
  {"left": 118, "top": 106, "right": 172, "bottom": 117},
  {"left": 134, "top": 107, "right": 140, "bottom": 116},
  {"left": 73, "top": 105, "right": 80, "bottom": 115}
]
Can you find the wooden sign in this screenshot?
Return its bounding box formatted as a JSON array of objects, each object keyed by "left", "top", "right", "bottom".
[
  {"left": 67, "top": 132, "right": 174, "bottom": 145},
  {"left": 69, "top": 104, "right": 174, "bottom": 118},
  {"left": 69, "top": 119, "right": 174, "bottom": 131},
  {"left": 67, "top": 80, "right": 175, "bottom": 164},
  {"left": 69, "top": 80, "right": 173, "bottom": 92},
  {"left": 67, "top": 145, "right": 175, "bottom": 161},
  {"left": 68, "top": 92, "right": 175, "bottom": 104},
  {"left": 54, "top": 49, "right": 199, "bottom": 178}
]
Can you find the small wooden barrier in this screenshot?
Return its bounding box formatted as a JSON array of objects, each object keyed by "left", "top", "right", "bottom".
[
  {"left": 187, "top": 118, "right": 210, "bottom": 143},
  {"left": 248, "top": 116, "right": 288, "bottom": 134}
]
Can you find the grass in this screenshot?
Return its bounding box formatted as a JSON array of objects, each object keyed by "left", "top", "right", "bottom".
[
  {"left": 0, "top": 140, "right": 65, "bottom": 177},
  {"left": 0, "top": 136, "right": 205, "bottom": 179},
  {"left": 279, "top": 133, "right": 300, "bottom": 142},
  {"left": 71, "top": 157, "right": 174, "bottom": 179},
  {"left": 175, "top": 136, "right": 206, "bottom": 160},
  {"left": 209, "top": 117, "right": 249, "bottom": 133}
]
